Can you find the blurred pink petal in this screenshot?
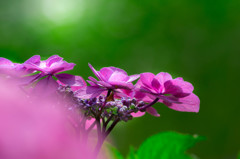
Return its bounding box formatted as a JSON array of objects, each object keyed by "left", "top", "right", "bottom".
[
  {"left": 0, "top": 79, "right": 97, "bottom": 159},
  {"left": 33, "top": 76, "right": 58, "bottom": 95}
]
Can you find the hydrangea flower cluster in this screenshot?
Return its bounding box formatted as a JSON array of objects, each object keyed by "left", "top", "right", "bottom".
[{"left": 0, "top": 55, "right": 200, "bottom": 156}]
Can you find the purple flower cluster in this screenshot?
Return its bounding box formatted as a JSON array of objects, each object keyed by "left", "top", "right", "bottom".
[
  {"left": 0, "top": 55, "right": 86, "bottom": 94},
  {"left": 0, "top": 55, "right": 200, "bottom": 118},
  {"left": 74, "top": 63, "right": 199, "bottom": 119}
]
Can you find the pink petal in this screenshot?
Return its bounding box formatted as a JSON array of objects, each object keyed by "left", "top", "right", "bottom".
[
  {"left": 176, "top": 77, "right": 183, "bottom": 80},
  {"left": 96, "top": 81, "right": 113, "bottom": 88},
  {"left": 75, "top": 86, "right": 106, "bottom": 99},
  {"left": 155, "top": 72, "right": 172, "bottom": 85},
  {"left": 140, "top": 72, "right": 155, "bottom": 88},
  {"left": 0, "top": 58, "right": 14, "bottom": 66},
  {"left": 108, "top": 67, "right": 128, "bottom": 76},
  {"left": 51, "top": 62, "right": 75, "bottom": 74},
  {"left": 108, "top": 81, "right": 134, "bottom": 89},
  {"left": 99, "top": 67, "right": 114, "bottom": 81},
  {"left": 162, "top": 93, "right": 200, "bottom": 113},
  {"left": 23, "top": 63, "right": 46, "bottom": 72},
  {"left": 151, "top": 78, "right": 161, "bottom": 92},
  {"left": 139, "top": 85, "right": 155, "bottom": 94},
  {"left": 134, "top": 90, "right": 147, "bottom": 100},
  {"left": 46, "top": 55, "right": 63, "bottom": 67},
  {"left": 140, "top": 93, "right": 155, "bottom": 103},
  {"left": 0, "top": 58, "right": 15, "bottom": 74},
  {"left": 87, "top": 80, "right": 98, "bottom": 86},
  {"left": 131, "top": 111, "right": 145, "bottom": 117},
  {"left": 108, "top": 71, "right": 129, "bottom": 82},
  {"left": 127, "top": 74, "right": 140, "bottom": 82},
  {"left": 88, "top": 76, "right": 98, "bottom": 83},
  {"left": 100, "top": 66, "right": 129, "bottom": 82},
  {"left": 146, "top": 107, "right": 160, "bottom": 117},
  {"left": 55, "top": 73, "right": 86, "bottom": 87},
  {"left": 19, "top": 73, "right": 42, "bottom": 85},
  {"left": 164, "top": 79, "right": 194, "bottom": 97},
  {"left": 88, "top": 63, "right": 103, "bottom": 81},
  {"left": 24, "top": 55, "right": 40, "bottom": 64}
]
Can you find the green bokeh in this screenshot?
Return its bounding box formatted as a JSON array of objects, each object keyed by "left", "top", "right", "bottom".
[{"left": 0, "top": 0, "right": 239, "bottom": 158}]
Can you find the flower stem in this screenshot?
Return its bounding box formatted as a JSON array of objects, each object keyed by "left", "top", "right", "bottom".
[
  {"left": 93, "top": 117, "right": 120, "bottom": 157},
  {"left": 94, "top": 117, "right": 102, "bottom": 156},
  {"left": 139, "top": 98, "right": 159, "bottom": 111},
  {"left": 104, "top": 114, "right": 114, "bottom": 127},
  {"left": 104, "top": 118, "right": 120, "bottom": 138}
]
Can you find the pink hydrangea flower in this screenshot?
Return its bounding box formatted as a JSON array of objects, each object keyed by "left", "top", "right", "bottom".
[
  {"left": 0, "top": 57, "right": 44, "bottom": 86},
  {"left": 24, "top": 55, "right": 75, "bottom": 75},
  {"left": 23, "top": 55, "right": 86, "bottom": 93},
  {"left": 0, "top": 57, "right": 20, "bottom": 72},
  {"left": 88, "top": 63, "right": 139, "bottom": 89},
  {"left": 0, "top": 57, "right": 38, "bottom": 76},
  {"left": 137, "top": 72, "right": 200, "bottom": 112},
  {"left": 76, "top": 64, "right": 139, "bottom": 98}
]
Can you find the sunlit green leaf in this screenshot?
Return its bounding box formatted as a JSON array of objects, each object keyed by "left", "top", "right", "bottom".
[{"left": 136, "top": 131, "right": 204, "bottom": 159}]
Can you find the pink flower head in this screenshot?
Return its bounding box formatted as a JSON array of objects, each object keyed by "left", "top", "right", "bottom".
[
  {"left": 24, "top": 55, "right": 75, "bottom": 75},
  {"left": 75, "top": 64, "right": 139, "bottom": 99},
  {"left": 138, "top": 72, "right": 200, "bottom": 113},
  {"left": 0, "top": 57, "right": 36, "bottom": 76},
  {"left": 22, "top": 55, "right": 86, "bottom": 94},
  {"left": 0, "top": 57, "right": 18, "bottom": 72},
  {"left": 88, "top": 63, "right": 139, "bottom": 90}
]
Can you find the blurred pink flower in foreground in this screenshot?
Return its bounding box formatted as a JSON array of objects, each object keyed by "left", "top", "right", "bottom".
[{"left": 0, "top": 80, "right": 98, "bottom": 159}]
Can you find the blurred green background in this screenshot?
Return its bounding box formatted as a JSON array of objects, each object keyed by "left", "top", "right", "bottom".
[{"left": 0, "top": 0, "right": 239, "bottom": 158}]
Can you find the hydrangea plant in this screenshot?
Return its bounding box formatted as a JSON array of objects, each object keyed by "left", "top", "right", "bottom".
[{"left": 0, "top": 55, "right": 200, "bottom": 158}]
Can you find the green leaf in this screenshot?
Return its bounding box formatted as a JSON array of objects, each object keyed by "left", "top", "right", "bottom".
[
  {"left": 237, "top": 151, "right": 240, "bottom": 159},
  {"left": 127, "top": 146, "right": 138, "bottom": 159},
  {"left": 136, "top": 131, "right": 205, "bottom": 159}
]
